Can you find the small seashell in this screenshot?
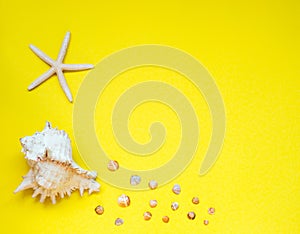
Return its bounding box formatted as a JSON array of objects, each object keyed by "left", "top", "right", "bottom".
[
  {"left": 149, "top": 199, "right": 158, "bottom": 208},
  {"left": 107, "top": 160, "right": 119, "bottom": 171},
  {"left": 148, "top": 180, "right": 158, "bottom": 190},
  {"left": 130, "top": 175, "right": 141, "bottom": 186},
  {"left": 95, "top": 205, "right": 104, "bottom": 215},
  {"left": 162, "top": 216, "right": 169, "bottom": 223},
  {"left": 192, "top": 197, "right": 199, "bottom": 204},
  {"left": 115, "top": 218, "right": 124, "bottom": 226},
  {"left": 208, "top": 207, "right": 215, "bottom": 215},
  {"left": 143, "top": 211, "right": 152, "bottom": 221},
  {"left": 172, "top": 184, "right": 181, "bottom": 195},
  {"left": 187, "top": 211, "right": 196, "bottom": 220},
  {"left": 171, "top": 202, "right": 179, "bottom": 211},
  {"left": 204, "top": 219, "right": 209, "bottom": 225},
  {"left": 118, "top": 194, "right": 130, "bottom": 207},
  {"left": 14, "top": 122, "right": 100, "bottom": 204}
]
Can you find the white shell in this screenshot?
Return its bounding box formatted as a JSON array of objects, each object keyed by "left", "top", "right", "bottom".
[
  {"left": 172, "top": 184, "right": 181, "bottom": 195},
  {"left": 148, "top": 180, "right": 158, "bottom": 190},
  {"left": 107, "top": 160, "right": 119, "bottom": 171},
  {"left": 130, "top": 175, "right": 141, "bottom": 186},
  {"left": 15, "top": 122, "right": 100, "bottom": 204},
  {"left": 117, "top": 194, "right": 130, "bottom": 207},
  {"left": 171, "top": 201, "right": 179, "bottom": 211},
  {"left": 115, "top": 218, "right": 124, "bottom": 226},
  {"left": 20, "top": 122, "right": 72, "bottom": 163},
  {"left": 149, "top": 199, "right": 158, "bottom": 208}
]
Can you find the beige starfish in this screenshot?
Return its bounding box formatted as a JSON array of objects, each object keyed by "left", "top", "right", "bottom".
[{"left": 28, "top": 32, "right": 94, "bottom": 102}]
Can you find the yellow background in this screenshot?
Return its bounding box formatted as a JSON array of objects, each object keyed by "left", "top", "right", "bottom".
[{"left": 1, "top": 0, "right": 299, "bottom": 233}]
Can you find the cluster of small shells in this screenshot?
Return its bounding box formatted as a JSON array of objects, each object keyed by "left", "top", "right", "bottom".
[
  {"left": 103, "top": 160, "right": 215, "bottom": 226},
  {"left": 15, "top": 123, "right": 216, "bottom": 227},
  {"left": 94, "top": 182, "right": 215, "bottom": 226}
]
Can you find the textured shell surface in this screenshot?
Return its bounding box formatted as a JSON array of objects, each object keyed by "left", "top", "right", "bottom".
[
  {"left": 20, "top": 121, "right": 72, "bottom": 163},
  {"left": 15, "top": 122, "right": 100, "bottom": 204}
]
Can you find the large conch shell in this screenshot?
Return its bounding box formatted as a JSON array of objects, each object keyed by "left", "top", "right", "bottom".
[{"left": 14, "top": 122, "right": 100, "bottom": 204}]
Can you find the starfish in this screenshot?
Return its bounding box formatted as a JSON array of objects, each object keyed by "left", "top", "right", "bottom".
[{"left": 28, "top": 31, "right": 94, "bottom": 102}]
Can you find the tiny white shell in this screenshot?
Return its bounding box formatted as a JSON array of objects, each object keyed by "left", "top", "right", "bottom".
[
  {"left": 187, "top": 211, "right": 196, "bottom": 220},
  {"left": 208, "top": 207, "right": 215, "bottom": 214},
  {"left": 118, "top": 194, "right": 130, "bottom": 207},
  {"left": 115, "top": 218, "right": 124, "bottom": 226},
  {"left": 192, "top": 197, "right": 199, "bottom": 204},
  {"left": 95, "top": 205, "right": 104, "bottom": 215},
  {"left": 130, "top": 175, "right": 141, "bottom": 186},
  {"left": 172, "top": 184, "right": 181, "bottom": 195},
  {"left": 143, "top": 211, "right": 152, "bottom": 221},
  {"left": 171, "top": 202, "right": 179, "bottom": 211},
  {"left": 148, "top": 180, "right": 158, "bottom": 190},
  {"left": 149, "top": 199, "right": 158, "bottom": 208},
  {"left": 107, "top": 160, "right": 119, "bottom": 171}
]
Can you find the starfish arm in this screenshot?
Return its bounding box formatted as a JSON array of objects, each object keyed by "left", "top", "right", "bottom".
[
  {"left": 61, "top": 63, "right": 94, "bottom": 71},
  {"left": 57, "top": 32, "right": 71, "bottom": 63},
  {"left": 28, "top": 67, "right": 56, "bottom": 90},
  {"left": 29, "top": 44, "right": 54, "bottom": 66},
  {"left": 56, "top": 68, "right": 73, "bottom": 102}
]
